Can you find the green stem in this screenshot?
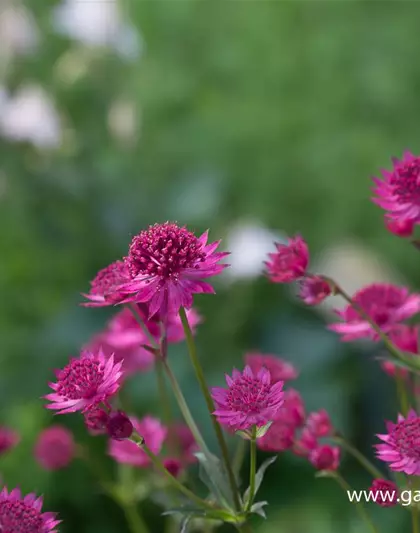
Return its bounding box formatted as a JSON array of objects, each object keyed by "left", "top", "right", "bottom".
[
  {"left": 179, "top": 307, "right": 241, "bottom": 512},
  {"left": 412, "top": 507, "right": 419, "bottom": 533},
  {"left": 121, "top": 500, "right": 150, "bottom": 533},
  {"left": 246, "top": 427, "right": 257, "bottom": 511},
  {"left": 333, "top": 436, "right": 384, "bottom": 479},
  {"left": 396, "top": 371, "right": 410, "bottom": 415},
  {"left": 334, "top": 474, "right": 379, "bottom": 533}
]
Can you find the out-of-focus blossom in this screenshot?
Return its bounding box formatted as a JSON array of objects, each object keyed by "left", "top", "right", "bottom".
[
  {"left": 0, "top": 6, "right": 39, "bottom": 57},
  {"left": 376, "top": 409, "right": 420, "bottom": 475},
  {"left": 45, "top": 349, "right": 122, "bottom": 414},
  {"left": 0, "top": 85, "right": 61, "bottom": 149},
  {"left": 122, "top": 223, "right": 229, "bottom": 317},
  {"left": 369, "top": 479, "right": 399, "bottom": 507},
  {"left": 372, "top": 151, "right": 420, "bottom": 225},
  {"left": 165, "top": 307, "right": 202, "bottom": 343},
  {"left": 277, "top": 389, "right": 306, "bottom": 427},
  {"left": 385, "top": 217, "right": 415, "bottom": 238},
  {"left": 163, "top": 458, "right": 182, "bottom": 478},
  {"left": 82, "top": 260, "right": 131, "bottom": 308},
  {"left": 34, "top": 426, "right": 75, "bottom": 471},
  {"left": 0, "top": 428, "right": 19, "bottom": 456},
  {"left": 328, "top": 283, "right": 420, "bottom": 341},
  {"left": 211, "top": 366, "right": 284, "bottom": 432},
  {"left": 257, "top": 420, "right": 295, "bottom": 453},
  {"left": 293, "top": 428, "right": 318, "bottom": 457},
  {"left": 165, "top": 423, "right": 198, "bottom": 469},
  {"left": 381, "top": 325, "right": 419, "bottom": 378},
  {"left": 265, "top": 235, "right": 309, "bottom": 283},
  {"left": 309, "top": 445, "right": 340, "bottom": 471},
  {"left": 0, "top": 487, "right": 60, "bottom": 532},
  {"left": 84, "top": 408, "right": 109, "bottom": 435},
  {"left": 244, "top": 353, "right": 298, "bottom": 383},
  {"left": 299, "top": 275, "right": 332, "bottom": 306},
  {"left": 306, "top": 409, "right": 333, "bottom": 438},
  {"left": 106, "top": 411, "right": 133, "bottom": 441},
  {"left": 109, "top": 416, "right": 166, "bottom": 467}
]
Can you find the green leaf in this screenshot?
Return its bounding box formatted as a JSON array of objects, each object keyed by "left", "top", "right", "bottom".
[
  {"left": 250, "top": 501, "right": 268, "bottom": 519},
  {"left": 180, "top": 516, "right": 192, "bottom": 533},
  {"left": 243, "top": 456, "right": 277, "bottom": 505},
  {"left": 163, "top": 507, "right": 233, "bottom": 522},
  {"left": 195, "top": 451, "right": 234, "bottom": 510}
]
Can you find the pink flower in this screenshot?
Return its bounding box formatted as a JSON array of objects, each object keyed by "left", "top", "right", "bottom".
[
  {"left": 0, "top": 428, "right": 19, "bottom": 455},
  {"left": 369, "top": 479, "right": 399, "bottom": 507},
  {"left": 257, "top": 420, "right": 295, "bottom": 452},
  {"left": 109, "top": 415, "right": 166, "bottom": 467},
  {"left": 107, "top": 411, "right": 133, "bottom": 440},
  {"left": 84, "top": 408, "right": 109, "bottom": 435},
  {"left": 376, "top": 409, "right": 420, "bottom": 475},
  {"left": 34, "top": 426, "right": 75, "bottom": 470},
  {"left": 163, "top": 458, "right": 182, "bottom": 478},
  {"left": 0, "top": 487, "right": 60, "bottom": 533},
  {"left": 265, "top": 235, "right": 309, "bottom": 283},
  {"left": 211, "top": 366, "right": 284, "bottom": 431},
  {"left": 299, "top": 275, "right": 332, "bottom": 305},
  {"left": 82, "top": 260, "right": 131, "bottom": 307},
  {"left": 380, "top": 325, "right": 418, "bottom": 378},
  {"left": 244, "top": 353, "right": 298, "bottom": 383},
  {"left": 309, "top": 445, "right": 340, "bottom": 471},
  {"left": 167, "top": 424, "right": 198, "bottom": 465},
  {"left": 121, "top": 223, "right": 229, "bottom": 317},
  {"left": 306, "top": 409, "right": 333, "bottom": 437},
  {"left": 45, "top": 349, "right": 123, "bottom": 414},
  {"left": 328, "top": 283, "right": 420, "bottom": 341},
  {"left": 385, "top": 218, "right": 415, "bottom": 238},
  {"left": 372, "top": 151, "right": 420, "bottom": 224},
  {"left": 293, "top": 428, "right": 318, "bottom": 457},
  {"left": 165, "top": 307, "right": 202, "bottom": 343},
  {"left": 277, "top": 389, "right": 306, "bottom": 427}
]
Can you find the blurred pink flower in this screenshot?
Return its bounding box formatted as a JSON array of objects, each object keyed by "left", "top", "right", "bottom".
[
  {"left": 257, "top": 420, "right": 295, "bottom": 452},
  {"left": 45, "top": 349, "right": 122, "bottom": 414},
  {"left": 277, "top": 389, "right": 306, "bottom": 427},
  {"left": 106, "top": 411, "right": 133, "bottom": 440},
  {"left": 244, "top": 353, "right": 298, "bottom": 383},
  {"left": 299, "top": 275, "right": 331, "bottom": 305},
  {"left": 309, "top": 445, "right": 340, "bottom": 471},
  {"left": 381, "top": 325, "right": 419, "bottom": 378},
  {"left": 369, "top": 479, "right": 399, "bottom": 507},
  {"left": 265, "top": 235, "right": 309, "bottom": 283},
  {"left": 34, "top": 426, "right": 75, "bottom": 471},
  {"left": 82, "top": 260, "right": 131, "bottom": 307},
  {"left": 328, "top": 283, "right": 420, "bottom": 341},
  {"left": 211, "top": 366, "right": 284, "bottom": 431},
  {"left": 0, "top": 427, "right": 19, "bottom": 455},
  {"left": 306, "top": 409, "right": 333, "bottom": 438},
  {"left": 122, "top": 223, "right": 228, "bottom": 317},
  {"left": 293, "top": 428, "right": 318, "bottom": 457},
  {"left": 385, "top": 217, "right": 414, "bottom": 238}
]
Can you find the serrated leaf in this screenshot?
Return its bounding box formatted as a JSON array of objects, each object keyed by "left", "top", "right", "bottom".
[
  {"left": 250, "top": 501, "right": 268, "bottom": 519},
  {"left": 195, "top": 451, "right": 234, "bottom": 509},
  {"left": 243, "top": 456, "right": 277, "bottom": 506}
]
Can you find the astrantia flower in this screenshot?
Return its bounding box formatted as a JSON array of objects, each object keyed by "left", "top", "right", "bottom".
[
  {"left": 0, "top": 487, "right": 60, "bottom": 532},
  {"left": 82, "top": 260, "right": 130, "bottom": 307},
  {"left": 167, "top": 423, "right": 198, "bottom": 465},
  {"left": 369, "top": 479, "right": 399, "bottom": 507},
  {"left": 306, "top": 409, "right": 333, "bottom": 438},
  {"left": 121, "top": 223, "right": 229, "bottom": 317},
  {"left": 277, "top": 389, "right": 306, "bottom": 427},
  {"left": 211, "top": 366, "right": 284, "bottom": 431},
  {"left": 84, "top": 408, "right": 109, "bottom": 435},
  {"left": 299, "top": 275, "right": 332, "bottom": 305},
  {"left": 35, "top": 426, "right": 75, "bottom": 470},
  {"left": 109, "top": 415, "right": 166, "bottom": 467},
  {"left": 309, "top": 445, "right": 340, "bottom": 471},
  {"left": 265, "top": 235, "right": 309, "bottom": 283},
  {"left": 0, "top": 428, "right": 19, "bottom": 455},
  {"left": 328, "top": 283, "right": 420, "bottom": 341},
  {"left": 293, "top": 428, "right": 318, "bottom": 457},
  {"left": 45, "top": 349, "right": 123, "bottom": 414},
  {"left": 244, "top": 353, "right": 298, "bottom": 383},
  {"left": 257, "top": 419, "right": 295, "bottom": 452},
  {"left": 106, "top": 411, "right": 133, "bottom": 440},
  {"left": 372, "top": 151, "right": 420, "bottom": 224},
  {"left": 381, "top": 325, "right": 418, "bottom": 378},
  {"left": 385, "top": 217, "right": 414, "bottom": 238},
  {"left": 376, "top": 409, "right": 420, "bottom": 475}
]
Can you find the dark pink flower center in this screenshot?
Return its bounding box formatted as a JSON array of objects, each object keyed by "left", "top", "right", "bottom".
[
  {"left": 90, "top": 261, "right": 129, "bottom": 296},
  {"left": 227, "top": 376, "right": 271, "bottom": 414},
  {"left": 393, "top": 418, "right": 420, "bottom": 459},
  {"left": 348, "top": 285, "right": 405, "bottom": 324},
  {"left": 390, "top": 158, "right": 420, "bottom": 204},
  {"left": 56, "top": 358, "right": 105, "bottom": 400},
  {"left": 0, "top": 500, "right": 44, "bottom": 533},
  {"left": 127, "top": 223, "right": 206, "bottom": 281}
]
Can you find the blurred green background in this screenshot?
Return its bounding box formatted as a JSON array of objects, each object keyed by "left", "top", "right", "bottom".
[{"left": 1, "top": 1, "right": 420, "bottom": 531}]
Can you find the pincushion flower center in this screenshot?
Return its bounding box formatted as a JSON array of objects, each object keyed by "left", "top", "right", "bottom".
[
  {"left": 227, "top": 376, "right": 271, "bottom": 414},
  {"left": 393, "top": 418, "right": 420, "bottom": 459},
  {"left": 391, "top": 159, "right": 420, "bottom": 203},
  {"left": 57, "top": 359, "right": 104, "bottom": 400},
  {"left": 0, "top": 500, "right": 44, "bottom": 533}
]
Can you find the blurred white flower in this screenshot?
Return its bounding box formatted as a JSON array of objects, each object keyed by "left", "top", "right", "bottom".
[
  {"left": 53, "top": 0, "right": 142, "bottom": 60},
  {"left": 0, "top": 5, "right": 39, "bottom": 57},
  {"left": 225, "top": 221, "right": 283, "bottom": 281},
  {"left": 108, "top": 99, "right": 139, "bottom": 143},
  {"left": 0, "top": 85, "right": 62, "bottom": 149}
]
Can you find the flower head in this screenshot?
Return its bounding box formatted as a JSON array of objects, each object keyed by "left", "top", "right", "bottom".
[
  {"left": 376, "top": 409, "right": 420, "bottom": 475},
  {"left": 211, "top": 366, "right": 284, "bottom": 431},
  {"left": 328, "top": 283, "right": 420, "bottom": 341},
  {"left": 0, "top": 487, "right": 60, "bottom": 533},
  {"left": 257, "top": 420, "right": 295, "bottom": 452},
  {"left": 265, "top": 235, "right": 309, "bottom": 283},
  {"left": 277, "top": 389, "right": 306, "bottom": 427},
  {"left": 45, "top": 349, "right": 123, "bottom": 414},
  {"left": 294, "top": 428, "right": 318, "bottom": 457},
  {"left": 385, "top": 218, "right": 415, "bottom": 238},
  {"left": 306, "top": 409, "right": 333, "bottom": 438},
  {"left": 372, "top": 151, "right": 420, "bottom": 224},
  {"left": 107, "top": 411, "right": 133, "bottom": 440},
  {"left": 82, "top": 260, "right": 130, "bottom": 307},
  {"left": 369, "top": 479, "right": 399, "bottom": 507},
  {"left": 121, "top": 223, "right": 228, "bottom": 317},
  {"left": 0, "top": 428, "right": 20, "bottom": 456},
  {"left": 299, "top": 275, "right": 332, "bottom": 305},
  {"left": 244, "top": 353, "right": 298, "bottom": 383},
  {"left": 84, "top": 408, "right": 109, "bottom": 435},
  {"left": 109, "top": 416, "right": 166, "bottom": 467},
  {"left": 34, "top": 426, "right": 75, "bottom": 471},
  {"left": 309, "top": 445, "right": 340, "bottom": 471}
]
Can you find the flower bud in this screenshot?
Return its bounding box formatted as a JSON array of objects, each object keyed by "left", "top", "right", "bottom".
[{"left": 107, "top": 411, "right": 133, "bottom": 440}]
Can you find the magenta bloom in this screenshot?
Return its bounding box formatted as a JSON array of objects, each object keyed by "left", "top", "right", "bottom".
[
  {"left": 381, "top": 325, "right": 418, "bottom": 378},
  {"left": 211, "top": 366, "right": 284, "bottom": 431},
  {"left": 107, "top": 411, "right": 133, "bottom": 440},
  {"left": 0, "top": 428, "right": 19, "bottom": 456},
  {"left": 257, "top": 419, "right": 295, "bottom": 452},
  {"left": 369, "top": 479, "right": 399, "bottom": 507},
  {"left": 372, "top": 151, "right": 420, "bottom": 224},
  {"left": 0, "top": 487, "right": 60, "bottom": 533},
  {"left": 35, "top": 426, "right": 75, "bottom": 471},
  {"left": 82, "top": 260, "right": 131, "bottom": 307},
  {"left": 244, "top": 353, "right": 298, "bottom": 383},
  {"left": 309, "top": 445, "right": 340, "bottom": 471},
  {"left": 294, "top": 428, "right": 318, "bottom": 457},
  {"left": 385, "top": 217, "right": 415, "bottom": 238},
  {"left": 277, "top": 389, "right": 306, "bottom": 427},
  {"left": 299, "top": 275, "right": 331, "bottom": 305},
  {"left": 109, "top": 416, "right": 167, "bottom": 467},
  {"left": 328, "top": 283, "right": 420, "bottom": 341},
  {"left": 84, "top": 408, "right": 109, "bottom": 435},
  {"left": 306, "top": 409, "right": 333, "bottom": 438},
  {"left": 45, "top": 349, "right": 123, "bottom": 414},
  {"left": 165, "top": 307, "right": 202, "bottom": 343},
  {"left": 121, "top": 223, "right": 229, "bottom": 317},
  {"left": 167, "top": 423, "right": 198, "bottom": 465},
  {"left": 265, "top": 235, "right": 309, "bottom": 283},
  {"left": 376, "top": 409, "right": 420, "bottom": 475}
]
